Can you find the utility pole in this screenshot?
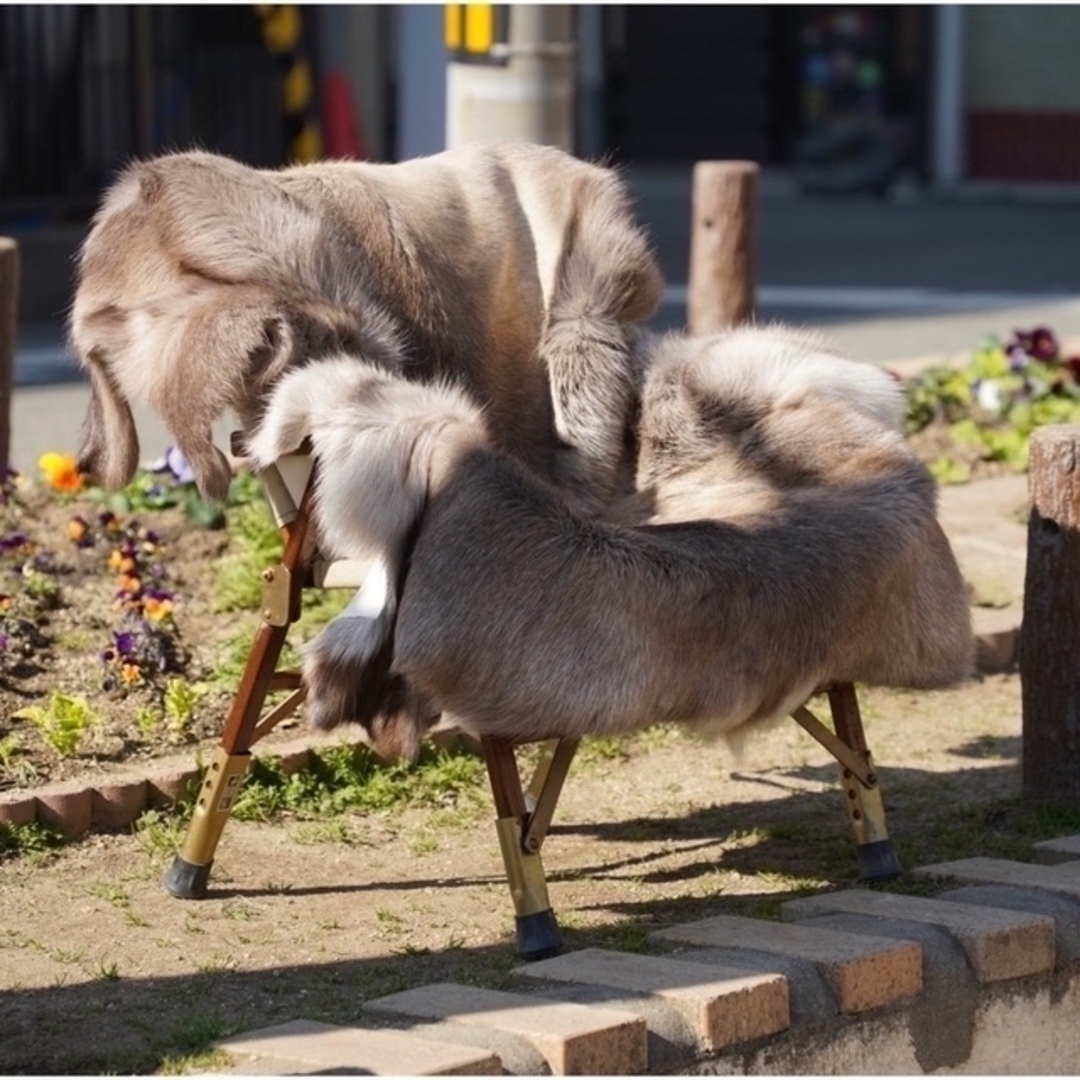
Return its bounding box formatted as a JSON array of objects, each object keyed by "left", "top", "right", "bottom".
[{"left": 445, "top": 5, "right": 575, "bottom": 151}]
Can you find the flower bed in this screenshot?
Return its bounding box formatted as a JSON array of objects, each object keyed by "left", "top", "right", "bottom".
[{"left": 903, "top": 326, "right": 1080, "bottom": 484}]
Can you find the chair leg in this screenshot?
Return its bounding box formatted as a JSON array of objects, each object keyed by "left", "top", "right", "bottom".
[
  {"left": 162, "top": 477, "right": 316, "bottom": 900},
  {"left": 481, "top": 736, "right": 563, "bottom": 959},
  {"left": 827, "top": 683, "right": 903, "bottom": 881}
]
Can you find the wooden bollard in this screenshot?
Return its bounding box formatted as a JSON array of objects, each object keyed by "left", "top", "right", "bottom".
[
  {"left": 0, "top": 237, "right": 17, "bottom": 474},
  {"left": 687, "top": 161, "right": 758, "bottom": 335},
  {"left": 1020, "top": 424, "right": 1080, "bottom": 805}
]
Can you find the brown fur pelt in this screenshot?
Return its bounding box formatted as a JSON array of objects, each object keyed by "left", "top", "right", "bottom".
[
  {"left": 249, "top": 325, "right": 974, "bottom": 761},
  {"left": 69, "top": 141, "right": 663, "bottom": 503}
]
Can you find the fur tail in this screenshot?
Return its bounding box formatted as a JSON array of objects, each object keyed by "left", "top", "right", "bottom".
[{"left": 249, "top": 357, "right": 486, "bottom": 750}]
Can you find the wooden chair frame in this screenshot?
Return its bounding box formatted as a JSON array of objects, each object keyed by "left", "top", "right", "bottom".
[{"left": 163, "top": 450, "right": 902, "bottom": 959}]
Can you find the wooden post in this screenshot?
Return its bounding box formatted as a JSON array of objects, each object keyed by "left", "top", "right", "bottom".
[
  {"left": 687, "top": 161, "right": 758, "bottom": 334},
  {"left": 0, "top": 238, "right": 19, "bottom": 475},
  {"left": 1020, "top": 424, "right": 1080, "bottom": 805}
]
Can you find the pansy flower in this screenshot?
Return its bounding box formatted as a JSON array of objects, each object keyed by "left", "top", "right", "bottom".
[
  {"left": 150, "top": 445, "right": 198, "bottom": 486},
  {"left": 142, "top": 589, "right": 175, "bottom": 623},
  {"left": 38, "top": 452, "right": 83, "bottom": 493},
  {"left": 1010, "top": 327, "right": 1060, "bottom": 363},
  {"left": 0, "top": 533, "right": 32, "bottom": 557},
  {"left": 67, "top": 515, "right": 94, "bottom": 548}
]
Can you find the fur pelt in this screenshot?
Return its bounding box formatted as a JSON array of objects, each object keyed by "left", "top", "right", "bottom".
[
  {"left": 69, "top": 141, "right": 663, "bottom": 503},
  {"left": 249, "top": 326, "right": 974, "bottom": 761}
]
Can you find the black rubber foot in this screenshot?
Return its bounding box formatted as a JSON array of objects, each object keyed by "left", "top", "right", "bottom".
[
  {"left": 163, "top": 854, "right": 212, "bottom": 899},
  {"left": 857, "top": 839, "right": 903, "bottom": 881},
  {"left": 515, "top": 908, "right": 563, "bottom": 960}
]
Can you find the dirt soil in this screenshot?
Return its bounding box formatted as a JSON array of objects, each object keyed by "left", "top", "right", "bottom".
[{"left": 0, "top": 461, "right": 1038, "bottom": 1075}]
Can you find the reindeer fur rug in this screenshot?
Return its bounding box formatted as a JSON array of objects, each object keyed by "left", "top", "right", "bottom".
[{"left": 249, "top": 325, "right": 974, "bottom": 761}]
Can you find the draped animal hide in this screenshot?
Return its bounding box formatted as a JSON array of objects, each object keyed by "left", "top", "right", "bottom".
[
  {"left": 69, "top": 141, "right": 663, "bottom": 504},
  {"left": 248, "top": 326, "right": 975, "bottom": 761}
]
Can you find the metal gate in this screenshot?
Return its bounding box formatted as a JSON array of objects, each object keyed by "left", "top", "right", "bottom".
[{"left": 0, "top": 5, "right": 288, "bottom": 225}]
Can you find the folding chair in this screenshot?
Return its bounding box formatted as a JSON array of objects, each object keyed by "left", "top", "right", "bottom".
[{"left": 163, "top": 442, "right": 901, "bottom": 960}]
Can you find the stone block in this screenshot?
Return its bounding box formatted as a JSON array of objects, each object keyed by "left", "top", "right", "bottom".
[
  {"left": 782, "top": 888, "right": 1055, "bottom": 982},
  {"left": 516, "top": 947, "right": 789, "bottom": 1051},
  {"left": 365, "top": 981, "right": 647, "bottom": 1074},
  {"left": 652, "top": 913, "right": 921, "bottom": 1013},
  {"left": 91, "top": 777, "right": 149, "bottom": 830},
  {"left": 216, "top": 1018, "right": 500, "bottom": 1075}
]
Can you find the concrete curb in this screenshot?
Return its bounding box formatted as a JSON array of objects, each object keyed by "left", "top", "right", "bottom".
[{"left": 208, "top": 846, "right": 1080, "bottom": 1074}]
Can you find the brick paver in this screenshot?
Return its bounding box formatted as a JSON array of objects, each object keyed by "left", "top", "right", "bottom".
[
  {"left": 365, "top": 982, "right": 647, "bottom": 1074},
  {"left": 1033, "top": 834, "right": 1080, "bottom": 865},
  {"left": 651, "top": 913, "right": 921, "bottom": 1013},
  {"left": 215, "top": 1018, "right": 501, "bottom": 1075},
  {"left": 916, "top": 857, "right": 1080, "bottom": 899},
  {"left": 515, "top": 946, "right": 789, "bottom": 1051},
  {"left": 781, "top": 888, "right": 1055, "bottom": 982}
]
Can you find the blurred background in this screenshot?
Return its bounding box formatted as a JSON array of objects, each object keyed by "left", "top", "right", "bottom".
[{"left": 3, "top": 4, "right": 1080, "bottom": 462}]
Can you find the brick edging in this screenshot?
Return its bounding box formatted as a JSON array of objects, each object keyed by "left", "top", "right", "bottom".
[{"left": 0, "top": 732, "right": 356, "bottom": 837}]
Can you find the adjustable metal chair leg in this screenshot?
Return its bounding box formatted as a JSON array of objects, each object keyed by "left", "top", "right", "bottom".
[
  {"left": 163, "top": 473, "right": 316, "bottom": 900},
  {"left": 482, "top": 736, "right": 564, "bottom": 959},
  {"left": 828, "top": 683, "right": 902, "bottom": 881}
]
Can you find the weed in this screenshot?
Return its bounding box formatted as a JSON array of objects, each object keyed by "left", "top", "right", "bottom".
[
  {"left": 132, "top": 807, "right": 187, "bottom": 858},
  {"left": 221, "top": 901, "right": 259, "bottom": 922},
  {"left": 0, "top": 734, "right": 36, "bottom": 786},
  {"left": 154, "top": 1015, "right": 228, "bottom": 1071},
  {"left": 14, "top": 692, "right": 101, "bottom": 756},
  {"left": 163, "top": 677, "right": 208, "bottom": 736},
  {"left": 291, "top": 818, "right": 363, "bottom": 846},
  {"left": 409, "top": 831, "right": 440, "bottom": 856},
  {"left": 135, "top": 705, "right": 162, "bottom": 735},
  {"left": 158, "top": 1048, "right": 232, "bottom": 1076},
  {"left": 95, "top": 958, "right": 121, "bottom": 981},
  {"left": 597, "top": 921, "right": 654, "bottom": 953},
  {"left": 194, "top": 952, "right": 236, "bottom": 974},
  {"left": 86, "top": 882, "right": 131, "bottom": 908},
  {"left": 48, "top": 946, "right": 84, "bottom": 965},
  {"left": 0, "top": 820, "right": 65, "bottom": 860},
  {"left": 375, "top": 909, "right": 406, "bottom": 936}
]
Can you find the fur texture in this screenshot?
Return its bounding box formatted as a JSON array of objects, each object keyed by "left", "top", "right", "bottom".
[
  {"left": 70, "top": 141, "right": 663, "bottom": 502},
  {"left": 249, "top": 326, "right": 974, "bottom": 761}
]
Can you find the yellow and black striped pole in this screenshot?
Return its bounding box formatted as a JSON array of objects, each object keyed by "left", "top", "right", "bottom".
[{"left": 255, "top": 4, "right": 323, "bottom": 163}]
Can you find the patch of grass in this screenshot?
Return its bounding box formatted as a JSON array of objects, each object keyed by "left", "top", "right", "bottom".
[
  {"left": 86, "top": 882, "right": 130, "bottom": 908},
  {"left": 409, "top": 830, "right": 440, "bottom": 856},
  {"left": 132, "top": 806, "right": 189, "bottom": 858},
  {"left": 232, "top": 742, "right": 486, "bottom": 823},
  {"left": 159, "top": 1048, "right": 232, "bottom": 1076},
  {"left": 595, "top": 920, "right": 655, "bottom": 953},
  {"left": 153, "top": 1015, "right": 229, "bottom": 1074},
  {"left": 0, "top": 820, "right": 66, "bottom": 860},
  {"left": 291, "top": 818, "right": 363, "bottom": 846}
]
